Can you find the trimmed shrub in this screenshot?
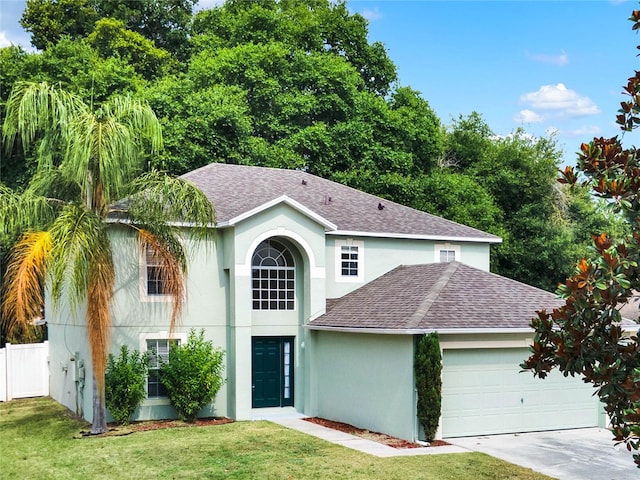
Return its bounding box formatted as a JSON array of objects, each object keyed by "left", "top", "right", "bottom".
[
  {"left": 414, "top": 332, "right": 442, "bottom": 442},
  {"left": 160, "top": 329, "right": 225, "bottom": 422},
  {"left": 105, "top": 345, "right": 149, "bottom": 425}
]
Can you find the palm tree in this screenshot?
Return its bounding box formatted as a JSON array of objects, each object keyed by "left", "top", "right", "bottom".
[{"left": 0, "top": 82, "right": 215, "bottom": 434}]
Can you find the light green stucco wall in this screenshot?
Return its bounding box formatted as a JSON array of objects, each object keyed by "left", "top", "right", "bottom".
[
  {"left": 312, "top": 330, "right": 416, "bottom": 441},
  {"left": 47, "top": 199, "right": 497, "bottom": 425},
  {"left": 227, "top": 203, "right": 328, "bottom": 420},
  {"left": 325, "top": 236, "right": 491, "bottom": 298},
  {"left": 47, "top": 225, "right": 229, "bottom": 423}
]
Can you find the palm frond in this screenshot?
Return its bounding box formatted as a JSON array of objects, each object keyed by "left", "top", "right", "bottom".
[
  {"left": 2, "top": 81, "right": 86, "bottom": 155},
  {"left": 48, "top": 204, "right": 113, "bottom": 312},
  {"left": 26, "top": 166, "right": 81, "bottom": 202},
  {"left": 60, "top": 98, "right": 163, "bottom": 212},
  {"left": 86, "top": 243, "right": 115, "bottom": 395},
  {"left": 47, "top": 203, "right": 115, "bottom": 395},
  {"left": 126, "top": 171, "right": 216, "bottom": 241},
  {"left": 1, "top": 231, "right": 52, "bottom": 338},
  {"left": 138, "top": 228, "right": 185, "bottom": 332},
  {"left": 102, "top": 96, "right": 163, "bottom": 154},
  {"left": 0, "top": 185, "right": 58, "bottom": 236}
]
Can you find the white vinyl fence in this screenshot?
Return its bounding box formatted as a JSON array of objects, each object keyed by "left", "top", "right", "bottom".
[{"left": 0, "top": 341, "right": 49, "bottom": 401}]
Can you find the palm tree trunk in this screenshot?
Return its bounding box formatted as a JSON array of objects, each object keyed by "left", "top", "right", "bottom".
[{"left": 90, "top": 371, "right": 107, "bottom": 434}]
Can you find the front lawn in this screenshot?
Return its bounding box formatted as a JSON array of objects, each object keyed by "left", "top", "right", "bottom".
[{"left": 0, "top": 398, "right": 554, "bottom": 479}]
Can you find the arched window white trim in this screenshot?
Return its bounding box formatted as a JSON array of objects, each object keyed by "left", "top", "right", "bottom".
[{"left": 252, "top": 239, "right": 295, "bottom": 310}]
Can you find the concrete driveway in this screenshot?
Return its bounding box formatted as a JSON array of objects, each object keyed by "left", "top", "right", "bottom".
[{"left": 449, "top": 428, "right": 637, "bottom": 480}]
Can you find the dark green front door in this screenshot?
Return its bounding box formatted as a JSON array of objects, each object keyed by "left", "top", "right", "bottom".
[{"left": 252, "top": 337, "right": 294, "bottom": 408}]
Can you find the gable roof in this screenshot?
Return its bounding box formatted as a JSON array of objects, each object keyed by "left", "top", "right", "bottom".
[
  {"left": 180, "top": 163, "right": 501, "bottom": 243},
  {"left": 308, "top": 262, "right": 564, "bottom": 333}
]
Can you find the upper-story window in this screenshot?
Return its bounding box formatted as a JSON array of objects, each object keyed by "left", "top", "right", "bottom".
[
  {"left": 145, "top": 246, "right": 170, "bottom": 296},
  {"left": 335, "top": 239, "right": 364, "bottom": 283},
  {"left": 341, "top": 245, "right": 359, "bottom": 276},
  {"left": 252, "top": 239, "right": 295, "bottom": 310},
  {"left": 435, "top": 243, "right": 460, "bottom": 263}
]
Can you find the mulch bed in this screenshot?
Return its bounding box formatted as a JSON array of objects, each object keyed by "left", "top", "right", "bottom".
[
  {"left": 77, "top": 417, "right": 234, "bottom": 437},
  {"left": 303, "top": 417, "right": 450, "bottom": 449}
]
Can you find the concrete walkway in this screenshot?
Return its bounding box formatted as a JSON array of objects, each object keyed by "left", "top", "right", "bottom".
[
  {"left": 268, "top": 415, "right": 639, "bottom": 479},
  {"left": 269, "top": 417, "right": 468, "bottom": 458}
]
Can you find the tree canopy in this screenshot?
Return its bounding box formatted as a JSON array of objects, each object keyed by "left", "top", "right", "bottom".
[{"left": 0, "top": 0, "right": 624, "bottom": 304}]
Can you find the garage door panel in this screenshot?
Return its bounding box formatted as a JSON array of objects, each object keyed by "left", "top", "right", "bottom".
[{"left": 442, "top": 348, "right": 600, "bottom": 437}]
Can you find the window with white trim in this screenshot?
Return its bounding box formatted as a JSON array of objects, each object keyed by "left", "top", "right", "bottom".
[
  {"left": 435, "top": 243, "right": 460, "bottom": 263},
  {"left": 335, "top": 239, "right": 364, "bottom": 283},
  {"left": 144, "top": 246, "right": 169, "bottom": 296},
  {"left": 340, "top": 245, "right": 359, "bottom": 276},
  {"left": 252, "top": 239, "right": 295, "bottom": 310},
  {"left": 146, "top": 339, "right": 170, "bottom": 397},
  {"left": 144, "top": 337, "right": 181, "bottom": 398}
]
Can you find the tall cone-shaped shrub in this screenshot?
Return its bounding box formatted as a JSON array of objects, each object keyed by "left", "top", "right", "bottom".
[{"left": 414, "top": 332, "right": 442, "bottom": 442}]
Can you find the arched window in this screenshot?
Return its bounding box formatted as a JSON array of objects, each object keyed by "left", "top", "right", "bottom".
[{"left": 252, "top": 239, "right": 295, "bottom": 310}]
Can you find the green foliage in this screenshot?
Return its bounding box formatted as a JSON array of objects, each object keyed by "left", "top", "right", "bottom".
[
  {"left": 160, "top": 329, "right": 225, "bottom": 422},
  {"left": 87, "top": 18, "right": 177, "bottom": 80},
  {"left": 21, "top": 0, "right": 196, "bottom": 60},
  {"left": 1, "top": 81, "right": 216, "bottom": 433},
  {"left": 3, "top": 0, "right": 623, "bottom": 305},
  {"left": 95, "top": 0, "right": 197, "bottom": 61},
  {"left": 418, "top": 171, "right": 505, "bottom": 236},
  {"left": 21, "top": 0, "right": 97, "bottom": 50},
  {"left": 192, "top": 0, "right": 396, "bottom": 96},
  {"left": 414, "top": 333, "right": 442, "bottom": 442},
  {"left": 523, "top": 9, "right": 640, "bottom": 468},
  {"left": 105, "top": 345, "right": 149, "bottom": 425}
]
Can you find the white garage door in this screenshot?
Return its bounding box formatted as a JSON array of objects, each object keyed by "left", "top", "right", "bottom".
[{"left": 441, "top": 348, "right": 601, "bottom": 438}]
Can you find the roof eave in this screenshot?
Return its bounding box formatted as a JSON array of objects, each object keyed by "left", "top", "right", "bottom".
[
  {"left": 305, "top": 325, "right": 533, "bottom": 335},
  {"left": 327, "top": 230, "right": 502, "bottom": 244},
  {"left": 223, "top": 195, "right": 338, "bottom": 231}
]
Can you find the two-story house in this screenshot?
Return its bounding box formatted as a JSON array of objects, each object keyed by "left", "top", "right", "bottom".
[{"left": 47, "top": 163, "right": 603, "bottom": 441}]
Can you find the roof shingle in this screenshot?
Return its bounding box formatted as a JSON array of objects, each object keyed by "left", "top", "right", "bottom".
[
  {"left": 181, "top": 163, "right": 500, "bottom": 241},
  {"left": 308, "top": 262, "right": 564, "bottom": 331}
]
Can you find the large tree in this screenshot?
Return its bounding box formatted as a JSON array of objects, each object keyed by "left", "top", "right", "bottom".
[
  {"left": 0, "top": 82, "right": 215, "bottom": 433},
  {"left": 523, "top": 9, "right": 640, "bottom": 467},
  {"left": 21, "top": 0, "right": 197, "bottom": 59}
]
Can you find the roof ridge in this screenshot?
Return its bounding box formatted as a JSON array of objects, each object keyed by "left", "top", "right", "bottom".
[{"left": 405, "top": 262, "right": 460, "bottom": 329}]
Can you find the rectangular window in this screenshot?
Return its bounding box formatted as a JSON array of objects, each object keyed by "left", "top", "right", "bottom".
[
  {"left": 435, "top": 244, "right": 460, "bottom": 263},
  {"left": 335, "top": 239, "right": 364, "bottom": 283},
  {"left": 252, "top": 268, "right": 295, "bottom": 310},
  {"left": 439, "top": 250, "right": 456, "bottom": 262},
  {"left": 341, "top": 245, "right": 359, "bottom": 276},
  {"left": 146, "top": 339, "right": 178, "bottom": 398},
  {"left": 146, "top": 247, "right": 168, "bottom": 296}
]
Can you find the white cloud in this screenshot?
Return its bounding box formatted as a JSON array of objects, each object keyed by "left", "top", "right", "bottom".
[
  {"left": 520, "top": 83, "right": 600, "bottom": 118},
  {"left": 563, "top": 126, "right": 601, "bottom": 137},
  {"left": 0, "top": 31, "right": 12, "bottom": 48},
  {"left": 361, "top": 8, "right": 383, "bottom": 21},
  {"left": 525, "top": 50, "right": 568, "bottom": 66},
  {"left": 514, "top": 109, "right": 544, "bottom": 124}
]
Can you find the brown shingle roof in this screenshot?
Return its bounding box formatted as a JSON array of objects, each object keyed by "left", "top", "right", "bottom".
[
  {"left": 309, "top": 262, "right": 564, "bottom": 331},
  {"left": 181, "top": 163, "right": 500, "bottom": 241}
]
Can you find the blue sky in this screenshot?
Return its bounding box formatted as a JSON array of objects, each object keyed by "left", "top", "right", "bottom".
[{"left": 1, "top": 0, "right": 639, "bottom": 165}]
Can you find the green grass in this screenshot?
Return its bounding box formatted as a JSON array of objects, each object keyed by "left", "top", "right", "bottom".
[{"left": 0, "top": 398, "right": 555, "bottom": 480}]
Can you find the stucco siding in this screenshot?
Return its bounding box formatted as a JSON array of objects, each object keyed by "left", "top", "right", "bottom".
[
  {"left": 325, "top": 236, "right": 492, "bottom": 299},
  {"left": 313, "top": 330, "right": 415, "bottom": 441},
  {"left": 225, "top": 203, "right": 328, "bottom": 419}
]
